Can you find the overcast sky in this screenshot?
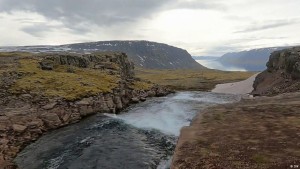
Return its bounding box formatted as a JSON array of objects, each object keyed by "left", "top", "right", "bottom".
[{"left": 0, "top": 0, "right": 300, "bottom": 56}]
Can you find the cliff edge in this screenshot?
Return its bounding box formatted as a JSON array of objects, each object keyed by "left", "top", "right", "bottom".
[
  {"left": 0, "top": 52, "right": 173, "bottom": 168},
  {"left": 252, "top": 47, "right": 300, "bottom": 96}
]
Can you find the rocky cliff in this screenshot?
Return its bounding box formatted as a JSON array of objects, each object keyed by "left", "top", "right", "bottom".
[
  {"left": 0, "top": 41, "right": 206, "bottom": 70},
  {"left": 252, "top": 47, "right": 300, "bottom": 96},
  {"left": 0, "top": 52, "right": 173, "bottom": 168}
]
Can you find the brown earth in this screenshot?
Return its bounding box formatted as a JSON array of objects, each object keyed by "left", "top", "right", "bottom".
[{"left": 171, "top": 92, "right": 300, "bottom": 169}]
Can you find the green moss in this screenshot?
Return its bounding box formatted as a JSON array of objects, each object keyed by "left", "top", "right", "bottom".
[
  {"left": 131, "top": 81, "right": 154, "bottom": 90},
  {"left": 0, "top": 52, "right": 32, "bottom": 58},
  {"left": 252, "top": 154, "right": 269, "bottom": 164},
  {"left": 10, "top": 58, "right": 119, "bottom": 100}
]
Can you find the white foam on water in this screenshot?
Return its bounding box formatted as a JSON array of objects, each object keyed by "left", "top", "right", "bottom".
[{"left": 115, "top": 92, "right": 238, "bottom": 136}]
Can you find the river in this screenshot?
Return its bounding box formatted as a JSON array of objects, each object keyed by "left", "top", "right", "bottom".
[{"left": 14, "top": 92, "right": 240, "bottom": 169}]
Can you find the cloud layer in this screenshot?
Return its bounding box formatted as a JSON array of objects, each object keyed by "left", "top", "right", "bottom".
[{"left": 0, "top": 0, "right": 300, "bottom": 55}]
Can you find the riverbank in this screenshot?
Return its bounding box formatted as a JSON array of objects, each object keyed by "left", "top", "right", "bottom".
[
  {"left": 212, "top": 73, "right": 258, "bottom": 95},
  {"left": 172, "top": 92, "right": 300, "bottom": 169},
  {"left": 172, "top": 57, "right": 300, "bottom": 168},
  {"left": 0, "top": 52, "right": 173, "bottom": 168},
  {"left": 13, "top": 92, "right": 240, "bottom": 169}
]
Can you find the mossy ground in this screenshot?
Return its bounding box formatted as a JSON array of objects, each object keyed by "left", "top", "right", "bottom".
[
  {"left": 9, "top": 58, "right": 119, "bottom": 100},
  {"left": 135, "top": 67, "right": 255, "bottom": 91},
  {"left": 173, "top": 94, "right": 300, "bottom": 169},
  {"left": 130, "top": 81, "right": 154, "bottom": 90}
]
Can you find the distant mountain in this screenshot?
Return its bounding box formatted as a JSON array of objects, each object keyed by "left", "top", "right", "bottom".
[
  {"left": 218, "top": 47, "right": 290, "bottom": 71},
  {"left": 0, "top": 41, "right": 206, "bottom": 69},
  {"left": 192, "top": 56, "right": 219, "bottom": 60}
]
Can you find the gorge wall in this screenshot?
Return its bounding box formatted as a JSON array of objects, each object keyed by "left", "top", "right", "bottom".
[{"left": 0, "top": 52, "right": 173, "bottom": 168}]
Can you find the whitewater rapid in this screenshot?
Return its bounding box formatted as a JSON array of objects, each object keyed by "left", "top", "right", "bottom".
[{"left": 15, "top": 92, "right": 240, "bottom": 169}]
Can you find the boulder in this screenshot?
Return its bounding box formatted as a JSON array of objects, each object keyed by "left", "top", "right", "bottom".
[
  {"left": 131, "top": 97, "right": 140, "bottom": 103},
  {"left": 147, "top": 90, "right": 156, "bottom": 97},
  {"left": 40, "top": 113, "right": 62, "bottom": 129},
  {"left": 12, "top": 124, "right": 27, "bottom": 133},
  {"left": 76, "top": 98, "right": 93, "bottom": 105},
  {"left": 42, "top": 102, "right": 57, "bottom": 110},
  {"left": 39, "top": 60, "right": 54, "bottom": 70},
  {"left": 140, "top": 97, "right": 146, "bottom": 102},
  {"left": 79, "top": 105, "right": 95, "bottom": 117}
]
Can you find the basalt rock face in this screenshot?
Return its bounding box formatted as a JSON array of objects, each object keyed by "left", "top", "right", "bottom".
[
  {"left": 252, "top": 47, "right": 300, "bottom": 96},
  {"left": 40, "top": 52, "right": 135, "bottom": 79},
  {"left": 0, "top": 52, "right": 173, "bottom": 168}
]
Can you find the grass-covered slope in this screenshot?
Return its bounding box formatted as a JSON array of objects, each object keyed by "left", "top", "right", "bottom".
[
  {"left": 0, "top": 52, "right": 153, "bottom": 101},
  {"left": 135, "top": 68, "right": 255, "bottom": 91},
  {"left": 10, "top": 58, "right": 119, "bottom": 100}
]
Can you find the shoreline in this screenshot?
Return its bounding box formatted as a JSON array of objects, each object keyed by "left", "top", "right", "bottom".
[{"left": 211, "top": 73, "right": 259, "bottom": 95}]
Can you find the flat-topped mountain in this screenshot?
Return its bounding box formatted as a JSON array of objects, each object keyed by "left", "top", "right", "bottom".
[
  {"left": 218, "top": 47, "right": 289, "bottom": 71},
  {"left": 0, "top": 41, "right": 206, "bottom": 70}
]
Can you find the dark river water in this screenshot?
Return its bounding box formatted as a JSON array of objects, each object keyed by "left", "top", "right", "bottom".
[{"left": 15, "top": 92, "right": 240, "bottom": 169}]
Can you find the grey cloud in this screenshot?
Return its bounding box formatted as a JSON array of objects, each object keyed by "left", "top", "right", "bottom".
[
  {"left": 0, "top": 0, "right": 228, "bottom": 36},
  {"left": 21, "top": 23, "right": 60, "bottom": 37},
  {"left": 172, "top": 0, "right": 227, "bottom": 11},
  {"left": 0, "top": 0, "right": 171, "bottom": 31},
  {"left": 203, "top": 45, "right": 244, "bottom": 56},
  {"left": 235, "top": 19, "right": 300, "bottom": 33},
  {"left": 0, "top": 0, "right": 226, "bottom": 28}
]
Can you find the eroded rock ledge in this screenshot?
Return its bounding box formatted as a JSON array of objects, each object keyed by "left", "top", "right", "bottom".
[
  {"left": 252, "top": 47, "right": 300, "bottom": 96},
  {"left": 0, "top": 52, "right": 173, "bottom": 168}
]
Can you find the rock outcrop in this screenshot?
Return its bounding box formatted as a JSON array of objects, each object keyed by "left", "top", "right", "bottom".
[
  {"left": 0, "top": 52, "right": 173, "bottom": 168},
  {"left": 252, "top": 47, "right": 300, "bottom": 96},
  {"left": 39, "top": 52, "right": 135, "bottom": 79}
]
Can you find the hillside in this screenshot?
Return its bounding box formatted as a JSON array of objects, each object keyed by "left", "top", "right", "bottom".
[
  {"left": 252, "top": 47, "right": 300, "bottom": 96},
  {"left": 0, "top": 41, "right": 206, "bottom": 70},
  {"left": 218, "top": 47, "right": 288, "bottom": 71}
]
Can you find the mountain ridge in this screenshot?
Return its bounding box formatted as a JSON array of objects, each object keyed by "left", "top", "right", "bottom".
[
  {"left": 0, "top": 40, "right": 206, "bottom": 70},
  {"left": 218, "top": 46, "right": 290, "bottom": 71}
]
